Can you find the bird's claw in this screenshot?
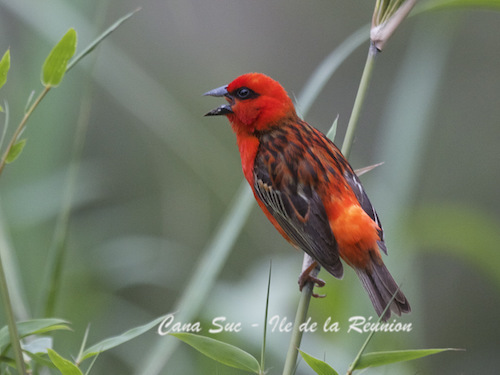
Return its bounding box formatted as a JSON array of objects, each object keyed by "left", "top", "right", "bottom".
[{"left": 298, "top": 270, "right": 326, "bottom": 298}]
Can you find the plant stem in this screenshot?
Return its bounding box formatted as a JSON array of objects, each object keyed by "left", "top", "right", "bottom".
[
  {"left": 0, "top": 248, "right": 26, "bottom": 374},
  {"left": 282, "top": 41, "right": 379, "bottom": 374},
  {"left": 260, "top": 261, "right": 272, "bottom": 373},
  {"left": 0, "top": 86, "right": 51, "bottom": 175},
  {"left": 342, "top": 43, "right": 378, "bottom": 158},
  {"left": 282, "top": 279, "right": 314, "bottom": 375},
  {"left": 0, "top": 12, "right": 139, "bottom": 373},
  {"left": 0, "top": 87, "right": 50, "bottom": 375}
]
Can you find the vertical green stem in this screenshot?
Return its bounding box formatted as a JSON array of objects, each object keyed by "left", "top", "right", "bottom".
[
  {"left": 282, "top": 281, "right": 314, "bottom": 375},
  {"left": 260, "top": 261, "right": 272, "bottom": 373},
  {"left": 0, "top": 86, "right": 50, "bottom": 375},
  {"left": 282, "top": 42, "right": 379, "bottom": 374},
  {"left": 0, "top": 250, "right": 26, "bottom": 374},
  {"left": 342, "top": 43, "right": 379, "bottom": 158}
]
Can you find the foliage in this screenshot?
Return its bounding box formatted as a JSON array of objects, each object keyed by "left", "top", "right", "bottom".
[
  {"left": 0, "top": 9, "right": 166, "bottom": 374},
  {"left": 167, "top": 0, "right": 499, "bottom": 374},
  {"left": 0, "top": 0, "right": 498, "bottom": 374}
]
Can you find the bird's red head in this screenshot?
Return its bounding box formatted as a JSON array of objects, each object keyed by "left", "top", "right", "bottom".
[{"left": 204, "top": 73, "right": 297, "bottom": 135}]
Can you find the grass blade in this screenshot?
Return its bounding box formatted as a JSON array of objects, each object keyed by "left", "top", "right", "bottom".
[
  {"left": 141, "top": 182, "right": 255, "bottom": 374},
  {"left": 66, "top": 7, "right": 141, "bottom": 73},
  {"left": 170, "top": 333, "right": 261, "bottom": 373},
  {"left": 79, "top": 315, "right": 166, "bottom": 362},
  {"left": 299, "top": 350, "right": 339, "bottom": 375},
  {"left": 326, "top": 115, "right": 338, "bottom": 142},
  {"left": 0, "top": 318, "right": 70, "bottom": 350},
  {"left": 416, "top": 0, "right": 500, "bottom": 13},
  {"left": 355, "top": 348, "right": 462, "bottom": 370},
  {"left": 296, "top": 27, "right": 368, "bottom": 117}
]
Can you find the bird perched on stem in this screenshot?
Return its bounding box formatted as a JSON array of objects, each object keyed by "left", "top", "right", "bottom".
[{"left": 204, "top": 73, "right": 410, "bottom": 320}]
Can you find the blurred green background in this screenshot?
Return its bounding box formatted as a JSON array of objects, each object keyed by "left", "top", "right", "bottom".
[{"left": 0, "top": 0, "right": 499, "bottom": 374}]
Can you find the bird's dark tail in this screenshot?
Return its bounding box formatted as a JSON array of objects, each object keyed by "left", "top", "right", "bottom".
[{"left": 355, "top": 255, "right": 411, "bottom": 321}]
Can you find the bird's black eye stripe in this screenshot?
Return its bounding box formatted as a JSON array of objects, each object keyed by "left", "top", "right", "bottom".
[{"left": 233, "top": 87, "right": 259, "bottom": 100}]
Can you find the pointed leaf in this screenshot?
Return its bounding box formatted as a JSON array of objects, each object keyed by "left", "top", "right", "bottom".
[
  {"left": 299, "top": 350, "right": 339, "bottom": 375},
  {"left": 354, "top": 348, "right": 461, "bottom": 370},
  {"left": 413, "top": 0, "right": 500, "bottom": 14},
  {"left": 42, "top": 28, "right": 77, "bottom": 87},
  {"left": 170, "top": 333, "right": 261, "bottom": 373},
  {"left": 80, "top": 315, "right": 166, "bottom": 361},
  {"left": 5, "top": 139, "right": 26, "bottom": 164},
  {"left": 47, "top": 349, "right": 83, "bottom": 375},
  {"left": 354, "top": 162, "right": 384, "bottom": 177},
  {"left": 426, "top": 0, "right": 500, "bottom": 9},
  {"left": 326, "top": 115, "right": 338, "bottom": 142},
  {"left": 67, "top": 8, "right": 141, "bottom": 73},
  {"left": 0, "top": 319, "right": 71, "bottom": 351},
  {"left": 0, "top": 50, "right": 10, "bottom": 90}
]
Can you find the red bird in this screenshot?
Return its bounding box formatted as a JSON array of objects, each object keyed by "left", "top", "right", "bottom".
[{"left": 204, "top": 73, "right": 410, "bottom": 320}]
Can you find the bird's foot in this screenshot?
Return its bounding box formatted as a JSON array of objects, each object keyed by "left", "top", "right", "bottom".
[{"left": 298, "top": 261, "right": 326, "bottom": 298}]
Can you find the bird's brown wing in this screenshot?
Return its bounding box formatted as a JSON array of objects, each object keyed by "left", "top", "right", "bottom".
[
  {"left": 343, "top": 170, "right": 387, "bottom": 254},
  {"left": 253, "top": 159, "right": 344, "bottom": 279}
]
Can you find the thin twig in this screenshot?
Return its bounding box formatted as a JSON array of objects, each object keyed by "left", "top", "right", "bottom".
[{"left": 0, "top": 86, "right": 51, "bottom": 175}]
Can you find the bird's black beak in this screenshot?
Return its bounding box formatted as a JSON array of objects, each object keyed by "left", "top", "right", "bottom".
[{"left": 203, "top": 85, "right": 233, "bottom": 116}]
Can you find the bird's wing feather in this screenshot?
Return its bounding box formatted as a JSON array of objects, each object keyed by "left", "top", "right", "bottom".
[
  {"left": 344, "top": 171, "right": 387, "bottom": 254},
  {"left": 253, "top": 167, "right": 344, "bottom": 278}
]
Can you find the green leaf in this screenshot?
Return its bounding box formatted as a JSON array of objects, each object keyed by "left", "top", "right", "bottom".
[
  {"left": 170, "top": 333, "right": 261, "bottom": 373},
  {"left": 299, "top": 350, "right": 339, "bottom": 375},
  {"left": 296, "top": 27, "right": 368, "bottom": 118},
  {"left": 80, "top": 315, "right": 166, "bottom": 361},
  {"left": 326, "top": 115, "right": 338, "bottom": 143},
  {"left": 42, "top": 28, "right": 77, "bottom": 87},
  {"left": 47, "top": 349, "right": 83, "bottom": 375},
  {"left": 354, "top": 348, "right": 461, "bottom": 370},
  {"left": 0, "top": 319, "right": 71, "bottom": 351},
  {"left": 0, "top": 49, "right": 10, "bottom": 90},
  {"left": 67, "top": 8, "right": 141, "bottom": 73},
  {"left": 416, "top": 0, "right": 500, "bottom": 12},
  {"left": 354, "top": 162, "right": 384, "bottom": 177},
  {"left": 5, "top": 138, "right": 26, "bottom": 164}
]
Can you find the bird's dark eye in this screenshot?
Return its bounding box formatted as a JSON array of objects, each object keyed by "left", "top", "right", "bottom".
[
  {"left": 235, "top": 87, "right": 257, "bottom": 100},
  {"left": 237, "top": 87, "right": 250, "bottom": 98}
]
